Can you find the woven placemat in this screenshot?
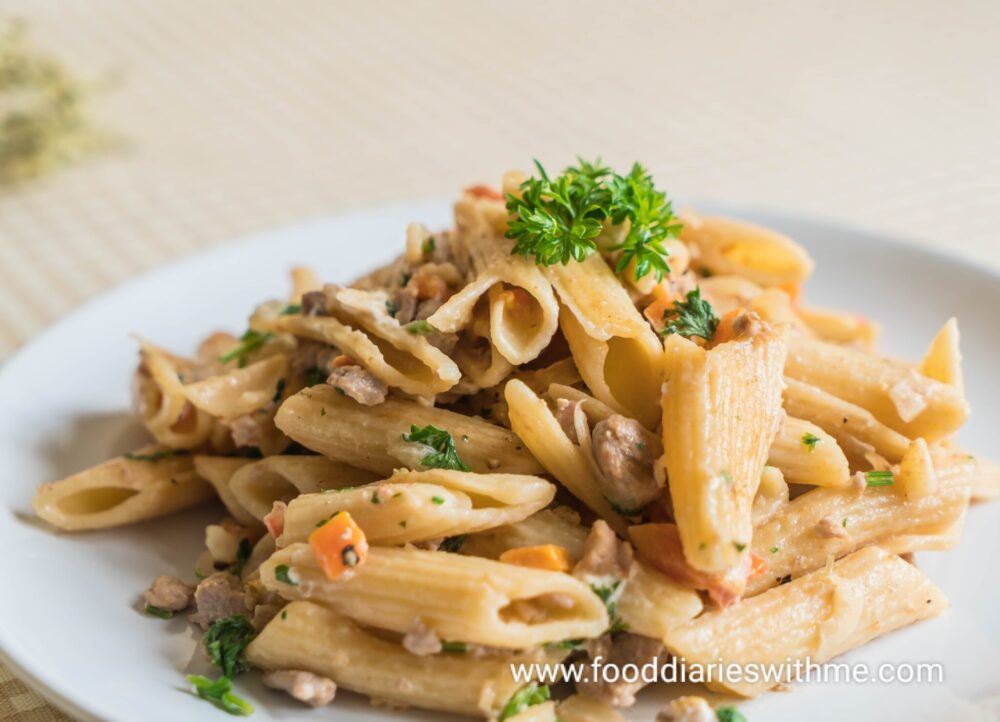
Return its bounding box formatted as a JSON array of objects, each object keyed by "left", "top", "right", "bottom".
[{"left": 2, "top": 0, "right": 999, "bottom": 719}]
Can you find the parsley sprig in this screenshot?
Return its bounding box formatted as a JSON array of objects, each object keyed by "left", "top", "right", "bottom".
[
  {"left": 203, "top": 615, "right": 256, "bottom": 678},
  {"left": 219, "top": 329, "right": 273, "bottom": 368},
  {"left": 661, "top": 287, "right": 719, "bottom": 340},
  {"left": 186, "top": 674, "right": 253, "bottom": 716},
  {"left": 505, "top": 159, "right": 680, "bottom": 281},
  {"left": 403, "top": 424, "right": 471, "bottom": 472}
]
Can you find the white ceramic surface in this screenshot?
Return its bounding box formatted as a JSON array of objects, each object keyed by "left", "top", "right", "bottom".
[{"left": 0, "top": 202, "right": 997, "bottom": 722}]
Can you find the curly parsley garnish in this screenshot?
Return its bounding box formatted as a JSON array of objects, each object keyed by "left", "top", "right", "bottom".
[
  {"left": 186, "top": 674, "right": 253, "bottom": 716},
  {"left": 499, "top": 683, "right": 551, "bottom": 721},
  {"left": 661, "top": 287, "right": 719, "bottom": 340},
  {"left": 403, "top": 424, "right": 471, "bottom": 472},
  {"left": 203, "top": 615, "right": 256, "bottom": 678},
  {"left": 505, "top": 158, "right": 680, "bottom": 281},
  {"left": 219, "top": 329, "right": 273, "bottom": 368}
]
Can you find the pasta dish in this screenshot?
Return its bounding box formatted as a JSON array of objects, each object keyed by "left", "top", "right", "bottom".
[{"left": 30, "top": 160, "right": 998, "bottom": 722}]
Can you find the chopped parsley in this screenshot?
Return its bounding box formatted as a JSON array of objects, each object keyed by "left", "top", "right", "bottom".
[
  {"left": 865, "top": 470, "right": 895, "bottom": 487},
  {"left": 320, "top": 407, "right": 326, "bottom": 416},
  {"left": 498, "top": 683, "right": 551, "bottom": 722},
  {"left": 733, "top": 541, "right": 747, "bottom": 553},
  {"left": 272, "top": 377, "right": 286, "bottom": 403},
  {"left": 801, "top": 432, "right": 820, "bottom": 451},
  {"left": 441, "top": 641, "right": 467, "bottom": 653},
  {"left": 280, "top": 610, "right": 287, "bottom": 621},
  {"left": 422, "top": 237, "right": 436, "bottom": 255},
  {"left": 404, "top": 319, "right": 436, "bottom": 335},
  {"left": 279, "top": 303, "right": 301, "bottom": 315},
  {"left": 385, "top": 299, "right": 399, "bottom": 318},
  {"left": 228, "top": 537, "right": 252, "bottom": 577},
  {"left": 549, "top": 638, "right": 584, "bottom": 650},
  {"left": 843, "top": 517, "right": 849, "bottom": 528},
  {"left": 716, "top": 706, "right": 748, "bottom": 722},
  {"left": 122, "top": 448, "right": 188, "bottom": 462},
  {"left": 398, "top": 520, "right": 407, "bottom": 528},
  {"left": 144, "top": 604, "right": 173, "bottom": 619},
  {"left": 431, "top": 495, "right": 445, "bottom": 505},
  {"left": 505, "top": 159, "right": 680, "bottom": 281},
  {"left": 274, "top": 564, "right": 297, "bottom": 586},
  {"left": 769, "top": 546, "right": 780, "bottom": 554},
  {"left": 591, "top": 581, "right": 629, "bottom": 633},
  {"left": 661, "top": 287, "right": 719, "bottom": 340},
  {"left": 304, "top": 365, "right": 327, "bottom": 386},
  {"left": 186, "top": 674, "right": 253, "bottom": 716},
  {"left": 403, "top": 424, "right": 471, "bottom": 471},
  {"left": 371, "top": 491, "right": 381, "bottom": 504},
  {"left": 439, "top": 535, "right": 467, "bottom": 553},
  {"left": 203, "top": 615, "right": 256, "bottom": 678},
  {"left": 219, "top": 329, "right": 273, "bottom": 368}
]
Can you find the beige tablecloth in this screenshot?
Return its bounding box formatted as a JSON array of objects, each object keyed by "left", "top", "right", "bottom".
[{"left": 1, "top": 0, "right": 998, "bottom": 719}]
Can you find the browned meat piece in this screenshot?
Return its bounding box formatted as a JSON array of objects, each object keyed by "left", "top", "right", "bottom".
[
  {"left": 144, "top": 575, "right": 194, "bottom": 612},
  {"left": 402, "top": 620, "right": 442, "bottom": 656},
  {"left": 578, "top": 633, "right": 666, "bottom": 707},
  {"left": 591, "top": 415, "right": 663, "bottom": 512},
  {"left": 300, "top": 290, "right": 329, "bottom": 317},
  {"left": 188, "top": 572, "right": 249, "bottom": 629},
  {"left": 327, "top": 365, "right": 388, "bottom": 406},
  {"left": 262, "top": 670, "right": 337, "bottom": 707},
  {"left": 390, "top": 286, "right": 419, "bottom": 325},
  {"left": 573, "top": 520, "right": 633, "bottom": 582},
  {"left": 553, "top": 398, "right": 581, "bottom": 443}
]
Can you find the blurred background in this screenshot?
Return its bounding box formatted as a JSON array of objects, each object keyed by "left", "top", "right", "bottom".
[{"left": 0, "top": 1, "right": 997, "bottom": 718}]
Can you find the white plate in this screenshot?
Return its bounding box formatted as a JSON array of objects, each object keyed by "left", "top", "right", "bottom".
[{"left": 0, "top": 202, "right": 998, "bottom": 722}]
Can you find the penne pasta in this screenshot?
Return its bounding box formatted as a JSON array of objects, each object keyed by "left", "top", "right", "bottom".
[
  {"left": 276, "top": 384, "right": 543, "bottom": 476},
  {"left": 182, "top": 354, "right": 287, "bottom": 420},
  {"left": 661, "top": 324, "right": 787, "bottom": 573},
  {"left": 191, "top": 455, "right": 257, "bottom": 526},
  {"left": 277, "top": 469, "right": 555, "bottom": 546},
  {"left": 461, "top": 509, "right": 590, "bottom": 561},
  {"left": 785, "top": 334, "right": 970, "bottom": 441},
  {"left": 260, "top": 544, "right": 609, "bottom": 649},
  {"left": 133, "top": 344, "right": 214, "bottom": 448},
  {"left": 33, "top": 447, "right": 214, "bottom": 531},
  {"left": 919, "top": 317, "right": 964, "bottom": 396},
  {"left": 797, "top": 305, "right": 879, "bottom": 350},
  {"left": 768, "top": 415, "right": 851, "bottom": 488},
  {"left": 247, "top": 601, "right": 565, "bottom": 717},
  {"left": 665, "top": 546, "right": 948, "bottom": 697}
]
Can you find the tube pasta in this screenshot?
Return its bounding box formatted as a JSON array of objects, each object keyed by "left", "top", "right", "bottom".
[
  {"left": 797, "top": 305, "right": 879, "bottom": 350},
  {"left": 665, "top": 546, "right": 948, "bottom": 697},
  {"left": 920, "top": 317, "right": 964, "bottom": 395},
  {"left": 616, "top": 561, "right": 704, "bottom": 640},
  {"left": 428, "top": 195, "right": 560, "bottom": 365},
  {"left": 785, "top": 334, "right": 970, "bottom": 441},
  {"left": 289, "top": 266, "right": 320, "bottom": 301},
  {"left": 276, "top": 384, "right": 543, "bottom": 476},
  {"left": 557, "top": 695, "right": 628, "bottom": 722},
  {"left": 182, "top": 354, "right": 287, "bottom": 420},
  {"left": 505, "top": 379, "right": 629, "bottom": 535},
  {"left": 746, "top": 458, "right": 971, "bottom": 596},
  {"left": 752, "top": 466, "right": 789, "bottom": 525},
  {"left": 228, "top": 455, "right": 379, "bottom": 520},
  {"left": 450, "top": 297, "right": 517, "bottom": 389},
  {"left": 783, "top": 377, "right": 910, "bottom": 465},
  {"left": 551, "top": 255, "right": 664, "bottom": 428},
  {"left": 33, "top": 447, "right": 214, "bottom": 531},
  {"left": 133, "top": 344, "right": 213, "bottom": 448},
  {"left": 192, "top": 455, "right": 257, "bottom": 526},
  {"left": 247, "top": 601, "right": 565, "bottom": 718},
  {"left": 260, "top": 544, "right": 609, "bottom": 648},
  {"left": 969, "top": 455, "right": 1000, "bottom": 502},
  {"left": 768, "top": 416, "right": 850, "bottom": 488},
  {"left": 462, "top": 357, "right": 581, "bottom": 427},
  {"left": 679, "top": 211, "right": 815, "bottom": 287},
  {"left": 278, "top": 469, "right": 555, "bottom": 546},
  {"left": 661, "top": 327, "right": 787, "bottom": 573}
]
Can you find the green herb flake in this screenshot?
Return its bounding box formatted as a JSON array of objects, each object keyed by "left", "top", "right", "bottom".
[
  {"left": 404, "top": 319, "right": 436, "bottom": 335},
  {"left": 385, "top": 299, "right": 399, "bottom": 318},
  {"left": 228, "top": 537, "right": 252, "bottom": 577},
  {"left": 769, "top": 546, "right": 780, "bottom": 554},
  {"left": 865, "top": 470, "right": 895, "bottom": 487},
  {"left": 280, "top": 610, "right": 287, "bottom": 621},
  {"left": 591, "top": 581, "right": 629, "bottom": 633},
  {"left": 272, "top": 377, "right": 286, "bottom": 404},
  {"left": 398, "top": 520, "right": 407, "bottom": 528},
  {"left": 145, "top": 604, "right": 173, "bottom": 619},
  {"left": 441, "top": 641, "right": 467, "bottom": 653},
  {"left": 431, "top": 495, "right": 445, "bottom": 505},
  {"left": 371, "top": 491, "right": 381, "bottom": 504},
  {"left": 280, "top": 303, "right": 301, "bottom": 315},
  {"left": 203, "top": 615, "right": 256, "bottom": 678},
  {"left": 403, "top": 424, "right": 471, "bottom": 471},
  {"left": 186, "top": 674, "right": 254, "bottom": 716},
  {"left": 661, "top": 286, "right": 719, "bottom": 340},
  {"left": 274, "top": 564, "right": 297, "bottom": 586},
  {"left": 320, "top": 407, "right": 326, "bottom": 416},
  {"left": 499, "top": 683, "right": 551, "bottom": 722},
  {"left": 422, "top": 237, "right": 436, "bottom": 255},
  {"left": 716, "top": 706, "right": 748, "bottom": 722},
  {"left": 733, "top": 541, "right": 747, "bottom": 552},
  {"left": 842, "top": 517, "right": 849, "bottom": 528},
  {"left": 219, "top": 329, "right": 274, "bottom": 368},
  {"left": 801, "top": 432, "right": 820, "bottom": 452},
  {"left": 123, "top": 448, "right": 189, "bottom": 462},
  {"left": 304, "top": 365, "right": 327, "bottom": 386}
]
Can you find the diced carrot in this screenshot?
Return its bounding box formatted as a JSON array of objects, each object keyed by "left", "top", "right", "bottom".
[
  {"left": 464, "top": 184, "right": 504, "bottom": 201},
  {"left": 332, "top": 355, "right": 357, "bottom": 367},
  {"left": 308, "top": 510, "right": 369, "bottom": 579},
  {"left": 712, "top": 308, "right": 746, "bottom": 345},
  {"left": 499, "top": 544, "right": 571, "bottom": 572},
  {"left": 747, "top": 552, "right": 768, "bottom": 581},
  {"left": 643, "top": 284, "right": 676, "bottom": 331}
]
